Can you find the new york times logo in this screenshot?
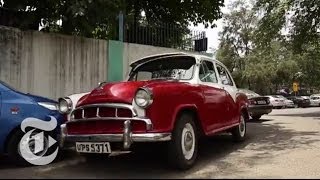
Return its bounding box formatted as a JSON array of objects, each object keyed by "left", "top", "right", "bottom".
[{"left": 19, "top": 116, "right": 59, "bottom": 165}]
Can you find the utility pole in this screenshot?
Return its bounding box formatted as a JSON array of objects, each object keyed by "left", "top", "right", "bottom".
[{"left": 118, "top": 11, "right": 124, "bottom": 42}]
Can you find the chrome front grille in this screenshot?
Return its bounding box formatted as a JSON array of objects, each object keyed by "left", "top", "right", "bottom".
[
  {"left": 71, "top": 103, "right": 136, "bottom": 120},
  {"left": 69, "top": 103, "right": 153, "bottom": 131}
]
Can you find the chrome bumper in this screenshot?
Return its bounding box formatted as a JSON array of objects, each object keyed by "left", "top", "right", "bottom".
[
  {"left": 60, "top": 103, "right": 172, "bottom": 150},
  {"left": 60, "top": 123, "right": 172, "bottom": 150}
]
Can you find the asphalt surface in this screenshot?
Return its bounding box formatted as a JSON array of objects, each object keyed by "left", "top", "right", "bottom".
[{"left": 1, "top": 107, "right": 320, "bottom": 178}]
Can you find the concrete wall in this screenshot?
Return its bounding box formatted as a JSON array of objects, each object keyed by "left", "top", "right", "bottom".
[
  {"left": 1, "top": 26, "right": 210, "bottom": 100},
  {"left": 0, "top": 26, "right": 107, "bottom": 100}
]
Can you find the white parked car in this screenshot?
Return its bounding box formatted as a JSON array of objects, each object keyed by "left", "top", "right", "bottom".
[
  {"left": 275, "top": 95, "right": 295, "bottom": 108},
  {"left": 266, "top": 95, "right": 286, "bottom": 109},
  {"left": 310, "top": 94, "right": 320, "bottom": 107},
  {"left": 301, "top": 96, "right": 310, "bottom": 100}
]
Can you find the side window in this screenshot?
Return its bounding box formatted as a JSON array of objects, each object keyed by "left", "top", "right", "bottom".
[
  {"left": 216, "top": 63, "right": 234, "bottom": 86},
  {"left": 199, "top": 61, "right": 218, "bottom": 83},
  {"left": 137, "top": 71, "right": 152, "bottom": 80}
]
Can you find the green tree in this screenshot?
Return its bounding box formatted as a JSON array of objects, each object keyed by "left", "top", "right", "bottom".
[
  {"left": 216, "top": 0, "right": 258, "bottom": 88},
  {"left": 2, "top": 0, "right": 224, "bottom": 40},
  {"left": 217, "top": 0, "right": 303, "bottom": 94},
  {"left": 254, "top": 0, "right": 320, "bottom": 52}
]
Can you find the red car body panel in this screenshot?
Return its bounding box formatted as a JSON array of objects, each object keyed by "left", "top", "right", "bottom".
[
  {"left": 77, "top": 81, "right": 147, "bottom": 106},
  {"left": 69, "top": 79, "right": 248, "bottom": 136}
]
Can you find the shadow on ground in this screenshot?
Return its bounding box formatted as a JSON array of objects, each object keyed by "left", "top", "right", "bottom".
[
  {"left": 249, "top": 118, "right": 272, "bottom": 123},
  {"left": 5, "top": 118, "right": 314, "bottom": 178},
  {"left": 0, "top": 148, "right": 79, "bottom": 170}
]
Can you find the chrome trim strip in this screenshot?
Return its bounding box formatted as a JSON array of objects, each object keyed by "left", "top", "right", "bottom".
[
  {"left": 96, "top": 107, "right": 100, "bottom": 117},
  {"left": 123, "top": 120, "right": 132, "bottom": 149},
  {"left": 63, "top": 133, "right": 172, "bottom": 143},
  {"left": 72, "top": 103, "right": 138, "bottom": 117},
  {"left": 81, "top": 109, "right": 84, "bottom": 119},
  {"left": 59, "top": 124, "right": 67, "bottom": 148}
]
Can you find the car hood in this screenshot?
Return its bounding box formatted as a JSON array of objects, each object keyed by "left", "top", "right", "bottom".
[
  {"left": 77, "top": 80, "right": 186, "bottom": 107},
  {"left": 22, "top": 92, "right": 57, "bottom": 103}
]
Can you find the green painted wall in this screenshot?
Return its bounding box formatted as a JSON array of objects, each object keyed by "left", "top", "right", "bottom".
[{"left": 107, "top": 40, "right": 124, "bottom": 82}]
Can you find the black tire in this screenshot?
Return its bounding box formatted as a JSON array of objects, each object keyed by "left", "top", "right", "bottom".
[
  {"left": 252, "top": 115, "right": 261, "bottom": 121},
  {"left": 7, "top": 129, "right": 58, "bottom": 166},
  {"left": 167, "top": 112, "right": 198, "bottom": 170},
  {"left": 231, "top": 112, "right": 247, "bottom": 142},
  {"left": 6, "top": 130, "right": 31, "bottom": 166}
]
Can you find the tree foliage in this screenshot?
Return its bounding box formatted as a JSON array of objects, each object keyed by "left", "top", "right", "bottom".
[
  {"left": 255, "top": 0, "right": 320, "bottom": 52},
  {"left": 1, "top": 0, "right": 224, "bottom": 40},
  {"left": 216, "top": 0, "right": 320, "bottom": 95}
]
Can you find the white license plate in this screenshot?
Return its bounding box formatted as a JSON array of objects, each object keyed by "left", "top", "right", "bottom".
[
  {"left": 257, "top": 100, "right": 266, "bottom": 104},
  {"left": 76, "top": 142, "right": 111, "bottom": 154}
]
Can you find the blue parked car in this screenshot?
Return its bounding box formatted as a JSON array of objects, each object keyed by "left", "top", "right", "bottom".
[{"left": 0, "top": 80, "right": 64, "bottom": 165}]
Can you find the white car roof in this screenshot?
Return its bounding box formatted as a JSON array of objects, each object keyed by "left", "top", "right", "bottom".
[{"left": 129, "top": 52, "right": 219, "bottom": 68}]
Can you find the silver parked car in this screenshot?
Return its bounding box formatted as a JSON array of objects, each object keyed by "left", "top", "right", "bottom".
[
  {"left": 266, "top": 95, "right": 286, "bottom": 109},
  {"left": 310, "top": 94, "right": 320, "bottom": 107},
  {"left": 275, "top": 95, "right": 296, "bottom": 108}
]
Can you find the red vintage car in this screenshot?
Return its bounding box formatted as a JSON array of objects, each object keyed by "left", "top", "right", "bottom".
[{"left": 58, "top": 52, "right": 249, "bottom": 170}]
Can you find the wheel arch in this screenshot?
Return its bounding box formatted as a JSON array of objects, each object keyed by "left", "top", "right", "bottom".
[
  {"left": 171, "top": 105, "right": 205, "bottom": 137},
  {"left": 240, "top": 106, "right": 250, "bottom": 122}
]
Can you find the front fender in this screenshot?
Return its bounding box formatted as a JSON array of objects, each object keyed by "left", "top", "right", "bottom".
[
  {"left": 170, "top": 104, "right": 202, "bottom": 131},
  {"left": 145, "top": 84, "right": 203, "bottom": 133}
]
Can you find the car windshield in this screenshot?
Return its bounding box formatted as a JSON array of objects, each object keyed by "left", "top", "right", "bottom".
[
  {"left": 311, "top": 96, "right": 320, "bottom": 100},
  {"left": 239, "top": 89, "right": 260, "bottom": 98},
  {"left": 128, "top": 56, "right": 196, "bottom": 81},
  {"left": 276, "top": 95, "right": 287, "bottom": 99}
]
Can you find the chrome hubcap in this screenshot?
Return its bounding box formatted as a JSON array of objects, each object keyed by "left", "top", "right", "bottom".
[
  {"left": 184, "top": 131, "right": 193, "bottom": 151},
  {"left": 181, "top": 123, "right": 195, "bottom": 160}
]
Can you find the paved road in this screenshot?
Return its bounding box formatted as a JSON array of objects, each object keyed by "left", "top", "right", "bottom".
[{"left": 1, "top": 107, "right": 320, "bottom": 178}]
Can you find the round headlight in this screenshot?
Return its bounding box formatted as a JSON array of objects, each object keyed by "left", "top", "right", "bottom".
[
  {"left": 58, "top": 97, "right": 73, "bottom": 114},
  {"left": 134, "top": 88, "right": 153, "bottom": 108}
]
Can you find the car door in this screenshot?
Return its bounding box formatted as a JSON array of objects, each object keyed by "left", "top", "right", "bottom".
[
  {"left": 215, "top": 62, "right": 239, "bottom": 126},
  {"left": 198, "top": 60, "right": 228, "bottom": 132}
]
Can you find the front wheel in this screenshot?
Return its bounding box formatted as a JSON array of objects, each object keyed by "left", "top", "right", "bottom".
[
  {"left": 167, "top": 112, "right": 198, "bottom": 170},
  {"left": 7, "top": 130, "right": 53, "bottom": 166},
  {"left": 231, "top": 113, "right": 247, "bottom": 142}
]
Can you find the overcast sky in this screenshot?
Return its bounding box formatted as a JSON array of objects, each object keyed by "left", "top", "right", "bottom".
[{"left": 189, "top": 0, "right": 232, "bottom": 52}]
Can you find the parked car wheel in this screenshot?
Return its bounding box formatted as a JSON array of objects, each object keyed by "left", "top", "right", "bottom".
[
  {"left": 231, "top": 112, "right": 247, "bottom": 142},
  {"left": 252, "top": 115, "right": 261, "bottom": 121},
  {"left": 6, "top": 130, "right": 31, "bottom": 166},
  {"left": 167, "top": 112, "right": 198, "bottom": 170},
  {"left": 7, "top": 129, "right": 56, "bottom": 166}
]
